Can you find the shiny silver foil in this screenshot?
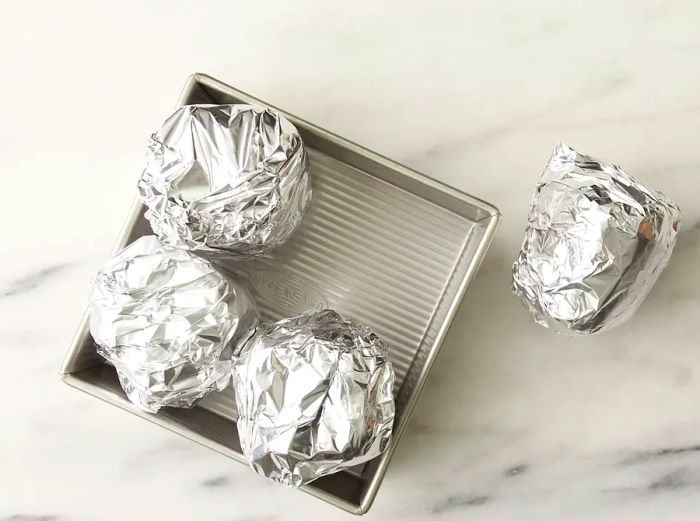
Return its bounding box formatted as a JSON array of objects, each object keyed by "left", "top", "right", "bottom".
[
  {"left": 89, "top": 235, "right": 259, "bottom": 413},
  {"left": 513, "top": 143, "right": 680, "bottom": 335},
  {"left": 232, "top": 310, "right": 395, "bottom": 486},
  {"left": 138, "top": 104, "right": 312, "bottom": 258}
]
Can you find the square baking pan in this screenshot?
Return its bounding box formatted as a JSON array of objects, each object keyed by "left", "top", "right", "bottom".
[{"left": 61, "top": 73, "right": 500, "bottom": 514}]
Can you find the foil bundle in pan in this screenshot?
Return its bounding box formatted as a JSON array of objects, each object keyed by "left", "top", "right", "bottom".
[
  {"left": 138, "top": 104, "right": 312, "bottom": 258},
  {"left": 89, "top": 236, "right": 259, "bottom": 413},
  {"left": 232, "top": 310, "right": 395, "bottom": 486},
  {"left": 513, "top": 143, "right": 681, "bottom": 335}
]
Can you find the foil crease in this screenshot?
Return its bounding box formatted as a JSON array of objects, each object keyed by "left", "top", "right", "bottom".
[
  {"left": 512, "top": 143, "right": 681, "bottom": 335},
  {"left": 89, "top": 235, "right": 259, "bottom": 413},
  {"left": 232, "top": 310, "right": 395, "bottom": 486},
  {"left": 138, "top": 104, "right": 312, "bottom": 258}
]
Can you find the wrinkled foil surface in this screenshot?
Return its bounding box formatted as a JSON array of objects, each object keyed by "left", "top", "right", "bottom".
[
  {"left": 513, "top": 143, "right": 681, "bottom": 335},
  {"left": 89, "top": 235, "right": 259, "bottom": 412},
  {"left": 138, "top": 104, "right": 312, "bottom": 258},
  {"left": 232, "top": 310, "right": 395, "bottom": 486}
]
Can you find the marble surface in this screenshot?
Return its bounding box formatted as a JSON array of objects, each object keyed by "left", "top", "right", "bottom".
[{"left": 2, "top": 1, "right": 700, "bottom": 519}]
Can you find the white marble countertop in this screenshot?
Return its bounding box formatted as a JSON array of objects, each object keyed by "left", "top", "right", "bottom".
[{"left": 2, "top": 1, "right": 700, "bottom": 519}]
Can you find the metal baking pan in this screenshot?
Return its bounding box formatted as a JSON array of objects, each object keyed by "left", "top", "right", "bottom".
[{"left": 61, "top": 73, "right": 500, "bottom": 514}]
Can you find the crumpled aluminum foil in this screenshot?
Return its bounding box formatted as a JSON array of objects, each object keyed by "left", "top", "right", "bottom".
[
  {"left": 232, "top": 309, "right": 395, "bottom": 486},
  {"left": 137, "top": 104, "right": 312, "bottom": 258},
  {"left": 512, "top": 143, "right": 681, "bottom": 335},
  {"left": 89, "top": 235, "right": 259, "bottom": 413}
]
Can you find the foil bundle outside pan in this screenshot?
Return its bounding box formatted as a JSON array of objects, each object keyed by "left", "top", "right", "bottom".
[{"left": 512, "top": 143, "right": 681, "bottom": 335}]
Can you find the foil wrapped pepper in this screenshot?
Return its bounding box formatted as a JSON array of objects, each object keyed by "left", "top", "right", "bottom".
[
  {"left": 138, "top": 104, "right": 312, "bottom": 258},
  {"left": 232, "top": 310, "right": 395, "bottom": 486},
  {"left": 89, "top": 235, "right": 258, "bottom": 413},
  {"left": 512, "top": 143, "right": 680, "bottom": 335}
]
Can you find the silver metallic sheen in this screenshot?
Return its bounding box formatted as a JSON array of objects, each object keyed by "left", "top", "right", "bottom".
[
  {"left": 512, "top": 143, "right": 680, "bottom": 335},
  {"left": 232, "top": 310, "right": 395, "bottom": 486},
  {"left": 138, "top": 104, "right": 312, "bottom": 258},
  {"left": 89, "top": 235, "right": 259, "bottom": 412}
]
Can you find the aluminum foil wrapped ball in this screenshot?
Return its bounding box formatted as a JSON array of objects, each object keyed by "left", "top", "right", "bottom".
[
  {"left": 89, "top": 235, "right": 259, "bottom": 413},
  {"left": 232, "top": 310, "right": 395, "bottom": 487},
  {"left": 138, "top": 104, "right": 312, "bottom": 258},
  {"left": 513, "top": 143, "right": 680, "bottom": 335}
]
